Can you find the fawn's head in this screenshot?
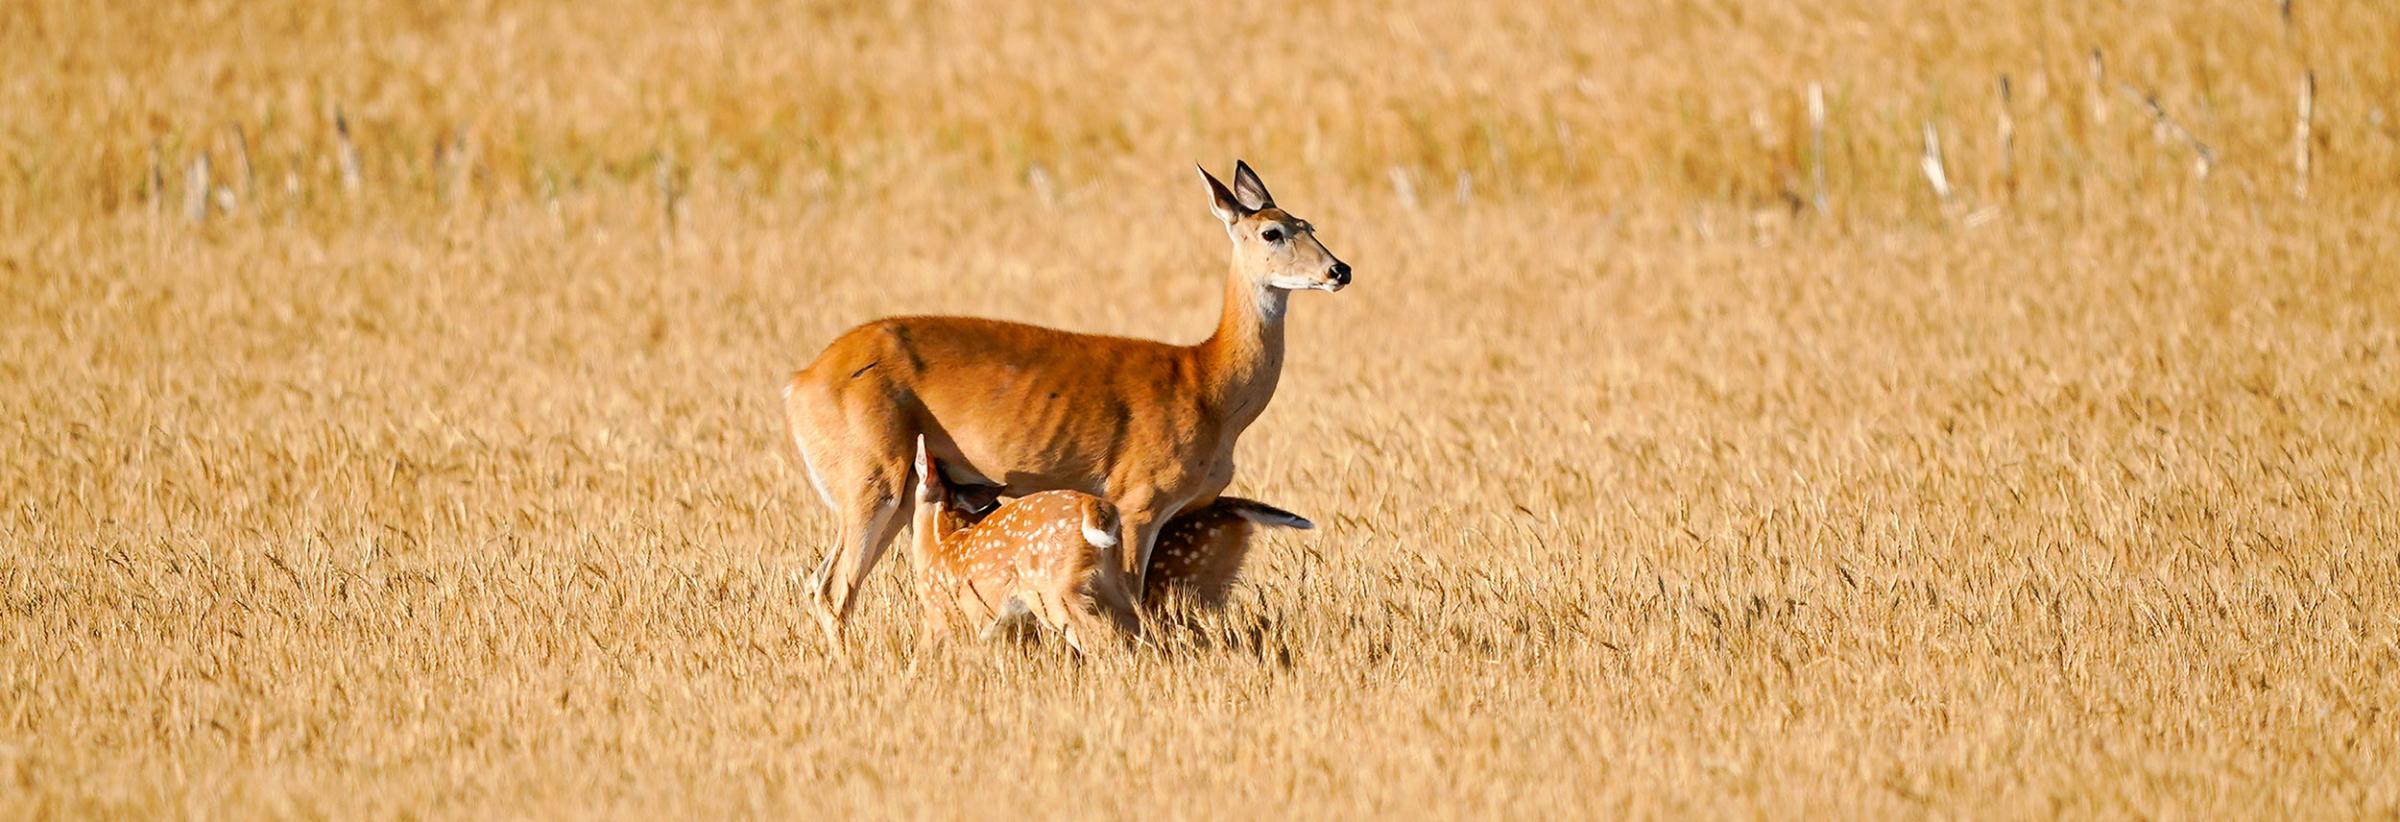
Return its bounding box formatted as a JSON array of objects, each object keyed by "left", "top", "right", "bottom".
[{"left": 1201, "top": 161, "right": 1350, "bottom": 294}]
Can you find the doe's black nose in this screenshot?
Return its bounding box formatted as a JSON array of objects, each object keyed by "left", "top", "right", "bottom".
[{"left": 1330, "top": 262, "right": 1352, "bottom": 283}]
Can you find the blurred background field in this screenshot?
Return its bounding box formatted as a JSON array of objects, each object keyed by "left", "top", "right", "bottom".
[{"left": 4, "top": 0, "right": 2398, "bottom": 816}]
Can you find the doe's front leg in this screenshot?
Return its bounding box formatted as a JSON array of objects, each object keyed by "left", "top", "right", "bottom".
[{"left": 1109, "top": 499, "right": 1172, "bottom": 607}]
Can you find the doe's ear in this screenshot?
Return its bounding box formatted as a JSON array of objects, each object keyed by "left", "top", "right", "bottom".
[
  {"left": 1230, "top": 160, "right": 1274, "bottom": 210},
  {"left": 1198, "top": 164, "right": 1248, "bottom": 225}
]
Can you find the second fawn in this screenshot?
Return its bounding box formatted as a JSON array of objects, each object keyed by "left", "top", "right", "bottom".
[{"left": 1142, "top": 498, "right": 1313, "bottom": 609}]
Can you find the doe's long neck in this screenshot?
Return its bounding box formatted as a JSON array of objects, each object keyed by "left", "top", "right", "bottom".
[{"left": 1196, "top": 264, "right": 1289, "bottom": 435}]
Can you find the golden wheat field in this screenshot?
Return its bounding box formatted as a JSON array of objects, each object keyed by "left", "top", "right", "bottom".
[{"left": 6, "top": 0, "right": 2400, "bottom": 817}]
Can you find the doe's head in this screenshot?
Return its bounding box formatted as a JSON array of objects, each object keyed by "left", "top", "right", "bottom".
[{"left": 1200, "top": 160, "right": 1350, "bottom": 294}]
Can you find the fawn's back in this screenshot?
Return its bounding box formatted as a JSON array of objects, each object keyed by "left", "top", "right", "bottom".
[{"left": 919, "top": 490, "right": 1138, "bottom": 652}]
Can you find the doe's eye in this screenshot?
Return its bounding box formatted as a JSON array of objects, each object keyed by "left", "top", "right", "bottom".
[{"left": 1261, "top": 227, "right": 1285, "bottom": 243}]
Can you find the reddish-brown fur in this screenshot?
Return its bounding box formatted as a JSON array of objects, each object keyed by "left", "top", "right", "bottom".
[{"left": 783, "top": 161, "right": 1349, "bottom": 649}]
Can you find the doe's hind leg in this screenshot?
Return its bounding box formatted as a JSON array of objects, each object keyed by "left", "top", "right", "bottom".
[{"left": 806, "top": 468, "right": 911, "bottom": 654}]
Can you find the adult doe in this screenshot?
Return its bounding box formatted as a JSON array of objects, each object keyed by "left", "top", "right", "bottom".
[{"left": 782, "top": 161, "right": 1349, "bottom": 648}]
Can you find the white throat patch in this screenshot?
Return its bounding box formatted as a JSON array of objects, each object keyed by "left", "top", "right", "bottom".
[{"left": 1252, "top": 285, "right": 1292, "bottom": 320}]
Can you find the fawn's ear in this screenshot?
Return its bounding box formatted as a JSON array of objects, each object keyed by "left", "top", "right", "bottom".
[
  {"left": 1199, "top": 164, "right": 1249, "bottom": 225},
  {"left": 1230, "top": 500, "right": 1314, "bottom": 530},
  {"left": 1230, "top": 160, "right": 1275, "bottom": 211},
  {"left": 911, "top": 437, "right": 943, "bottom": 505}
]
